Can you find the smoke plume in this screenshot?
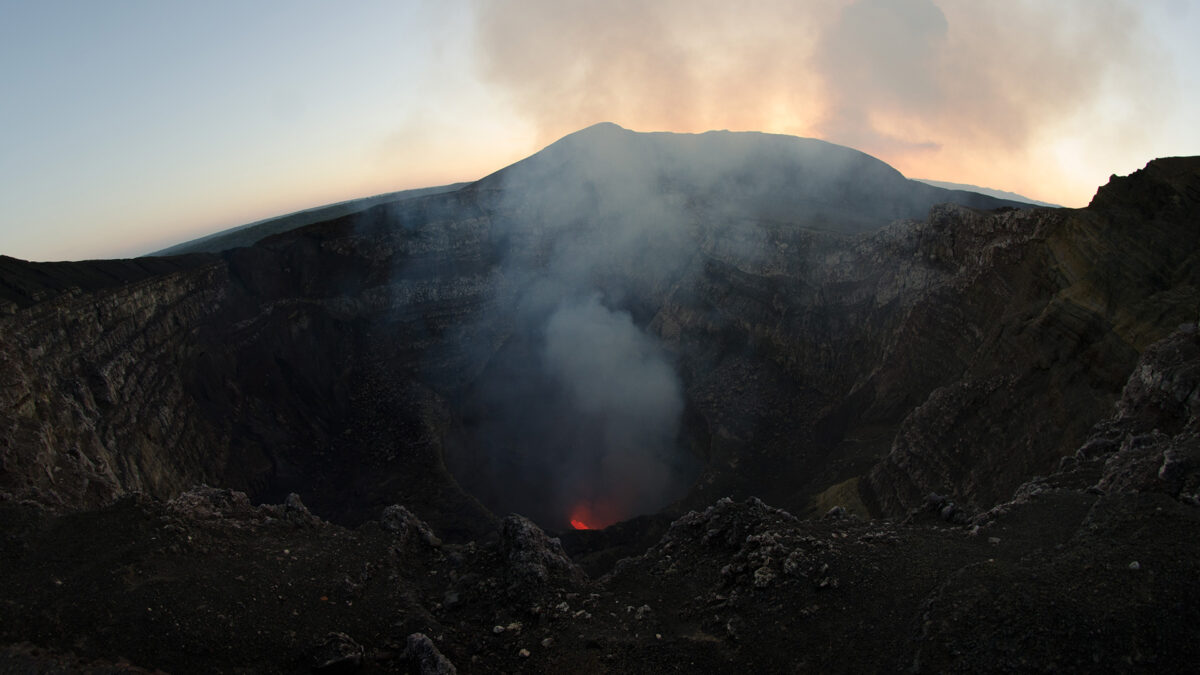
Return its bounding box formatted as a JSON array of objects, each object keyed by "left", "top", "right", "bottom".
[
  {"left": 445, "top": 124, "right": 704, "bottom": 529},
  {"left": 541, "top": 295, "right": 685, "bottom": 525},
  {"left": 471, "top": 0, "right": 1161, "bottom": 205}
]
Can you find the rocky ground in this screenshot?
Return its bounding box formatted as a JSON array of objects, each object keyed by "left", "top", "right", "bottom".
[{"left": 2, "top": 327, "right": 1197, "bottom": 673}]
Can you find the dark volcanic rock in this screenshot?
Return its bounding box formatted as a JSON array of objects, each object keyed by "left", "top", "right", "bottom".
[
  {"left": 381, "top": 504, "right": 443, "bottom": 548},
  {"left": 1090, "top": 327, "right": 1200, "bottom": 502},
  {"left": 861, "top": 163, "right": 1200, "bottom": 514},
  {"left": 500, "top": 514, "right": 586, "bottom": 590},
  {"left": 404, "top": 632, "right": 458, "bottom": 675},
  {"left": 312, "top": 631, "right": 364, "bottom": 672}
]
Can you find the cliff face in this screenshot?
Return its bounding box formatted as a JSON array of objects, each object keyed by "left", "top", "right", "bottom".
[
  {"left": 0, "top": 197, "right": 502, "bottom": 537},
  {"left": 862, "top": 160, "right": 1200, "bottom": 514},
  {"left": 0, "top": 260, "right": 231, "bottom": 508},
  {"left": 1, "top": 126, "right": 1198, "bottom": 536}
]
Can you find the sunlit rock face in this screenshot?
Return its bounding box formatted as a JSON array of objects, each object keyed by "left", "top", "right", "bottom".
[{"left": 1, "top": 124, "right": 1198, "bottom": 536}]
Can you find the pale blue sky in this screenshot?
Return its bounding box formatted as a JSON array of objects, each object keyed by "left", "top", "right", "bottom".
[
  {"left": 0, "top": 1, "right": 530, "bottom": 260},
  {"left": 1, "top": 1, "right": 1197, "bottom": 261}
]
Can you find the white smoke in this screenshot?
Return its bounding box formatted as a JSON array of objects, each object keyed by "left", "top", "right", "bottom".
[
  {"left": 444, "top": 124, "right": 703, "bottom": 529},
  {"left": 541, "top": 294, "right": 684, "bottom": 523}
]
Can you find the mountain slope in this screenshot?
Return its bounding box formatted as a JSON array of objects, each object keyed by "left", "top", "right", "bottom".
[
  {"left": 478, "top": 122, "right": 1032, "bottom": 236},
  {"left": 151, "top": 183, "right": 467, "bottom": 256},
  {"left": 914, "top": 177, "right": 1060, "bottom": 207}
]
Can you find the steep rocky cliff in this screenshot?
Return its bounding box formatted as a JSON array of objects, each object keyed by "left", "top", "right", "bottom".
[
  {"left": 0, "top": 200, "right": 502, "bottom": 538},
  {"left": 862, "top": 158, "right": 1200, "bottom": 515}
]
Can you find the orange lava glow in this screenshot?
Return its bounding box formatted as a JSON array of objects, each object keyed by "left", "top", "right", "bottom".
[{"left": 569, "top": 501, "right": 618, "bottom": 531}]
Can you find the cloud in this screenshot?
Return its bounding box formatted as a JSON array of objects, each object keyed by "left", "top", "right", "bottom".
[
  {"left": 813, "top": 0, "right": 949, "bottom": 153},
  {"left": 470, "top": 0, "right": 1161, "bottom": 204}
]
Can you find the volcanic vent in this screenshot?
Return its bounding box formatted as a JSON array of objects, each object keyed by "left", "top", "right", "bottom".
[{"left": 444, "top": 293, "right": 699, "bottom": 531}]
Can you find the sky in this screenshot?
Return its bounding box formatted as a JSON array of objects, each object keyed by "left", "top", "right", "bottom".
[{"left": 1, "top": 1, "right": 1197, "bottom": 262}]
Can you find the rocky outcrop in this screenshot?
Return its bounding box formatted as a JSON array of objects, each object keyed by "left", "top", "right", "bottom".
[
  {"left": 860, "top": 161, "right": 1200, "bottom": 514},
  {"left": 1089, "top": 326, "right": 1200, "bottom": 503},
  {"left": 500, "top": 514, "right": 586, "bottom": 590},
  {"left": 0, "top": 197, "right": 499, "bottom": 538},
  {"left": 404, "top": 632, "right": 458, "bottom": 675},
  {"left": 0, "top": 261, "right": 233, "bottom": 509},
  {"left": 382, "top": 504, "right": 443, "bottom": 548}
]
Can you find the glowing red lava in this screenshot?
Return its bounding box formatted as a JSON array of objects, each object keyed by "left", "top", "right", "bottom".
[{"left": 569, "top": 502, "right": 612, "bottom": 530}]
